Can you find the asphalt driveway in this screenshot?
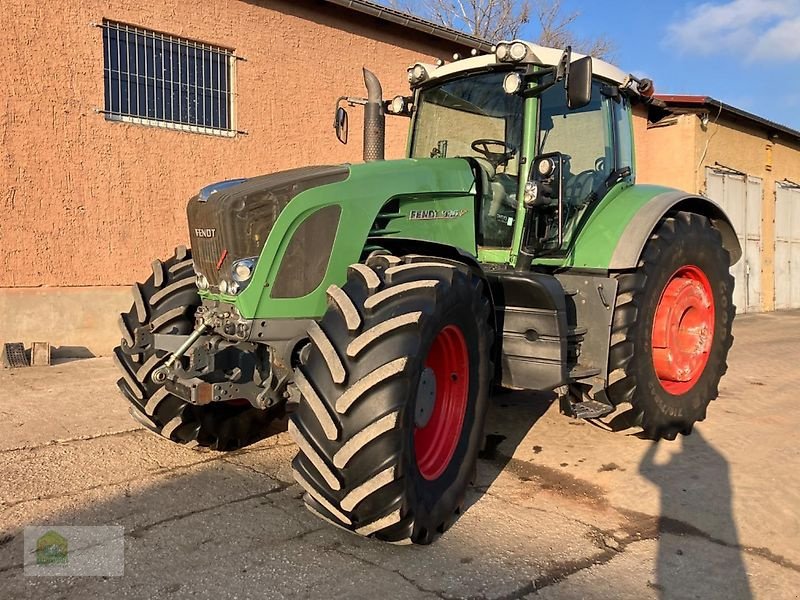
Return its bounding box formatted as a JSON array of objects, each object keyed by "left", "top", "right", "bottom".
[{"left": 1, "top": 310, "right": 799, "bottom": 599}]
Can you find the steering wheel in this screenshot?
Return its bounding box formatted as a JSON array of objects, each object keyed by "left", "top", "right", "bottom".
[{"left": 471, "top": 139, "right": 516, "bottom": 168}]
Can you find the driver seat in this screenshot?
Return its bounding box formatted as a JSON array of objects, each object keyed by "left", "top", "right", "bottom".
[{"left": 472, "top": 157, "right": 508, "bottom": 217}]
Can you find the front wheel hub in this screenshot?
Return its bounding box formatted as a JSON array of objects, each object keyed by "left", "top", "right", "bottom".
[
  {"left": 414, "top": 325, "right": 469, "bottom": 481},
  {"left": 652, "top": 265, "right": 715, "bottom": 394}
]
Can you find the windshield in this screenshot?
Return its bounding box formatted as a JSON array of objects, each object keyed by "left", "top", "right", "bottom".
[{"left": 410, "top": 71, "right": 525, "bottom": 176}]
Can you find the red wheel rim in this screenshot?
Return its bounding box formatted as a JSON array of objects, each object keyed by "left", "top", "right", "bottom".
[
  {"left": 652, "top": 265, "right": 715, "bottom": 394},
  {"left": 414, "top": 325, "right": 469, "bottom": 481}
]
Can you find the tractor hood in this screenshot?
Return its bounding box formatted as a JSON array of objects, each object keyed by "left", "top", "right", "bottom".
[
  {"left": 188, "top": 158, "right": 478, "bottom": 320},
  {"left": 188, "top": 165, "right": 350, "bottom": 290}
]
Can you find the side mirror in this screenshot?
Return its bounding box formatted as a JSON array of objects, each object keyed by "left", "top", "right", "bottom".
[
  {"left": 567, "top": 56, "right": 593, "bottom": 110},
  {"left": 334, "top": 106, "right": 349, "bottom": 144}
]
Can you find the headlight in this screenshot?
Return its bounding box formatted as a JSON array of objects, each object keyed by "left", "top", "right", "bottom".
[
  {"left": 232, "top": 257, "right": 257, "bottom": 283},
  {"left": 503, "top": 72, "right": 523, "bottom": 94},
  {"left": 495, "top": 43, "right": 510, "bottom": 61},
  {"left": 218, "top": 280, "right": 240, "bottom": 296},
  {"left": 388, "top": 95, "right": 406, "bottom": 114},
  {"left": 496, "top": 41, "right": 528, "bottom": 63},
  {"left": 537, "top": 158, "right": 555, "bottom": 178},
  {"left": 524, "top": 181, "right": 539, "bottom": 208},
  {"left": 407, "top": 63, "right": 428, "bottom": 85},
  {"left": 195, "top": 274, "right": 209, "bottom": 291}
]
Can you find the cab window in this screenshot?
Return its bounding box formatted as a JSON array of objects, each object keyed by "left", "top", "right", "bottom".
[{"left": 538, "top": 80, "right": 613, "bottom": 209}]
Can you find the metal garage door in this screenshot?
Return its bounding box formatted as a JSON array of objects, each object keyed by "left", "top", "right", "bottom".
[
  {"left": 705, "top": 168, "right": 762, "bottom": 313},
  {"left": 775, "top": 182, "right": 800, "bottom": 309}
]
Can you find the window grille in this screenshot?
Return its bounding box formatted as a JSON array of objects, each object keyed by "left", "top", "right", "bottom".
[{"left": 101, "top": 20, "right": 235, "bottom": 135}]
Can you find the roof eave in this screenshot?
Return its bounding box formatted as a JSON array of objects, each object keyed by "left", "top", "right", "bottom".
[
  {"left": 655, "top": 95, "right": 800, "bottom": 143},
  {"left": 320, "top": 0, "right": 493, "bottom": 53}
]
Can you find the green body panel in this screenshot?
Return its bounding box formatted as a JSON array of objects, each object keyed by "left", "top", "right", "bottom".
[
  {"left": 477, "top": 248, "right": 511, "bottom": 263},
  {"left": 531, "top": 183, "right": 675, "bottom": 269},
  {"left": 383, "top": 194, "right": 476, "bottom": 249},
  {"left": 508, "top": 93, "right": 540, "bottom": 267},
  {"left": 201, "top": 158, "right": 477, "bottom": 320}
]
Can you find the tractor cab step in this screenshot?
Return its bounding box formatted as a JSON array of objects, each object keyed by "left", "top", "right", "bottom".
[
  {"left": 569, "top": 363, "right": 601, "bottom": 379},
  {"left": 567, "top": 326, "right": 588, "bottom": 337},
  {"left": 565, "top": 398, "right": 615, "bottom": 420}
]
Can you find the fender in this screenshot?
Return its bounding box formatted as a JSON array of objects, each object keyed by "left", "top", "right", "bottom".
[
  {"left": 532, "top": 184, "right": 741, "bottom": 271},
  {"left": 608, "top": 190, "right": 741, "bottom": 269}
]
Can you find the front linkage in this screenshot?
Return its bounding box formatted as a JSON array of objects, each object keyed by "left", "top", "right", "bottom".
[{"left": 123, "top": 303, "right": 297, "bottom": 412}]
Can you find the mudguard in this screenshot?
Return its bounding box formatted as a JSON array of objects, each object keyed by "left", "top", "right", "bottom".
[
  {"left": 608, "top": 190, "right": 741, "bottom": 269},
  {"left": 532, "top": 184, "right": 741, "bottom": 270}
]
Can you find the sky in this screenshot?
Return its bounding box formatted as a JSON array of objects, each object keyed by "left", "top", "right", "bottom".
[
  {"left": 556, "top": 0, "right": 800, "bottom": 130},
  {"left": 397, "top": 0, "right": 800, "bottom": 130}
]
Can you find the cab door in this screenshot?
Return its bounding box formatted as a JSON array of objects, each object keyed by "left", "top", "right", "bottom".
[{"left": 526, "top": 80, "right": 632, "bottom": 257}]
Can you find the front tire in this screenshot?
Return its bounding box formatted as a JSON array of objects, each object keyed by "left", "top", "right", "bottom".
[
  {"left": 289, "top": 254, "right": 493, "bottom": 544},
  {"left": 114, "top": 247, "right": 277, "bottom": 450},
  {"left": 606, "top": 212, "right": 735, "bottom": 439}
]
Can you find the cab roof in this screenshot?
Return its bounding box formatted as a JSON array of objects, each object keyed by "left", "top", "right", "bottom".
[{"left": 415, "top": 41, "right": 630, "bottom": 87}]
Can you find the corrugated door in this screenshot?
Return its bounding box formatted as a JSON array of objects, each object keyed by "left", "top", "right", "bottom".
[
  {"left": 705, "top": 169, "right": 762, "bottom": 313},
  {"left": 775, "top": 183, "right": 800, "bottom": 309}
]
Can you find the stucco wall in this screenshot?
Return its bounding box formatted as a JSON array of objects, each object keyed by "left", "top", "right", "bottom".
[
  {"left": 0, "top": 0, "right": 463, "bottom": 289},
  {"left": 692, "top": 116, "right": 800, "bottom": 311},
  {"left": 0, "top": 287, "right": 131, "bottom": 357},
  {"left": 632, "top": 108, "right": 697, "bottom": 192},
  {"left": 633, "top": 107, "right": 800, "bottom": 312}
]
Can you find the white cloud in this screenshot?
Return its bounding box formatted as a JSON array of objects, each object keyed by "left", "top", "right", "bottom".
[
  {"left": 668, "top": 0, "right": 800, "bottom": 62},
  {"left": 751, "top": 16, "right": 800, "bottom": 60}
]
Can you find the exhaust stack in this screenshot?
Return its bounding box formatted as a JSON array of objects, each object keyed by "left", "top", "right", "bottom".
[{"left": 362, "top": 68, "right": 385, "bottom": 162}]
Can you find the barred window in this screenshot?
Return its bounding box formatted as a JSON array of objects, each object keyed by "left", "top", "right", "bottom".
[{"left": 102, "top": 21, "right": 235, "bottom": 135}]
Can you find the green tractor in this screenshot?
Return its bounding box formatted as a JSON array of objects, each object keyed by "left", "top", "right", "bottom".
[{"left": 115, "top": 41, "right": 738, "bottom": 545}]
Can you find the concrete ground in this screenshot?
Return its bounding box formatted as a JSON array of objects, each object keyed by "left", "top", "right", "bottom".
[{"left": 1, "top": 311, "right": 799, "bottom": 599}]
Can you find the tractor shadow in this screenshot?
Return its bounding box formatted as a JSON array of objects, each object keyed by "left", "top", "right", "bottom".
[
  {"left": 638, "top": 430, "right": 753, "bottom": 599},
  {"left": 468, "top": 387, "right": 556, "bottom": 507}
]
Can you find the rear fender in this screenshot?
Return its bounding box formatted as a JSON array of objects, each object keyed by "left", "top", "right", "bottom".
[
  {"left": 609, "top": 191, "right": 741, "bottom": 269},
  {"left": 533, "top": 184, "right": 741, "bottom": 271}
]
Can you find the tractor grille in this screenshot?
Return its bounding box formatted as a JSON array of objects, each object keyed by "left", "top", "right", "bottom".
[
  {"left": 187, "top": 165, "right": 349, "bottom": 289},
  {"left": 191, "top": 229, "right": 228, "bottom": 286}
]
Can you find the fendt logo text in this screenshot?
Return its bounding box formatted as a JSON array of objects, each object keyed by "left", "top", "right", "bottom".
[{"left": 194, "top": 228, "right": 216, "bottom": 238}]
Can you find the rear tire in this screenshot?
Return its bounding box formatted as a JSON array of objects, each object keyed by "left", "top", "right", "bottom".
[
  {"left": 114, "top": 247, "right": 277, "bottom": 450},
  {"left": 289, "top": 254, "right": 493, "bottom": 544},
  {"left": 606, "top": 212, "right": 735, "bottom": 440}
]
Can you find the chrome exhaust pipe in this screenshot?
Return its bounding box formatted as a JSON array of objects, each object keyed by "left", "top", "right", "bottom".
[{"left": 362, "top": 68, "right": 385, "bottom": 162}]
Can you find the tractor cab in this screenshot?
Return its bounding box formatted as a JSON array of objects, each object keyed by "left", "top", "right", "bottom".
[{"left": 401, "top": 43, "right": 646, "bottom": 266}]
